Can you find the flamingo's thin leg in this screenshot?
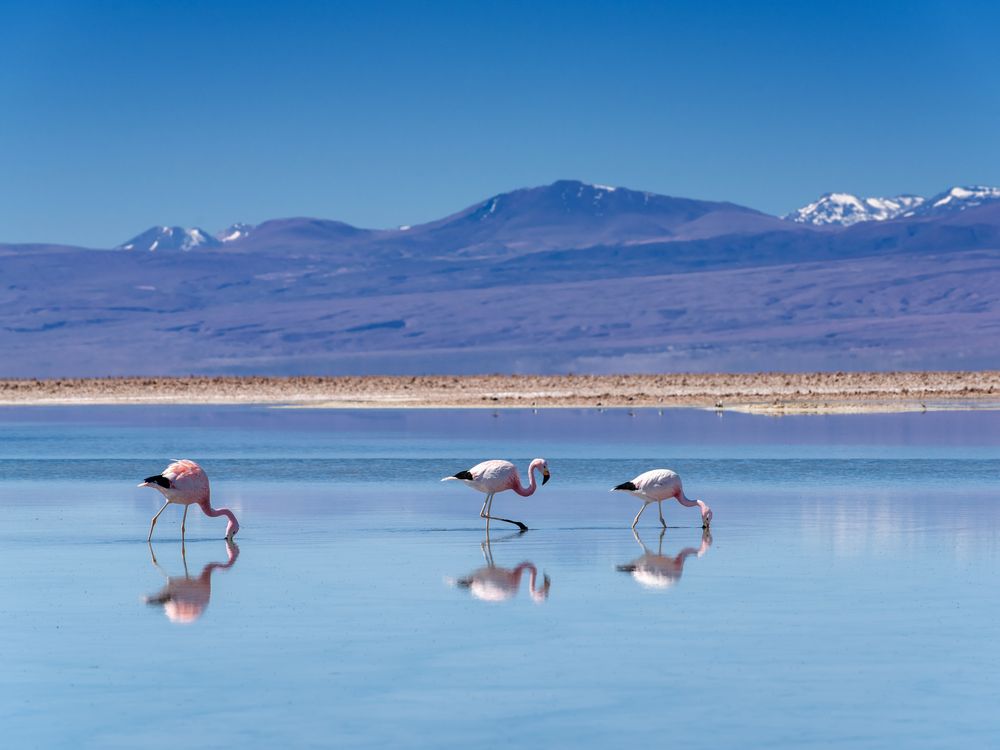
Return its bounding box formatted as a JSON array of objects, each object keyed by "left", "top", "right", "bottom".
[
  {"left": 147, "top": 501, "right": 170, "bottom": 542},
  {"left": 181, "top": 505, "right": 189, "bottom": 539},
  {"left": 481, "top": 493, "right": 493, "bottom": 534},
  {"left": 483, "top": 493, "right": 527, "bottom": 531},
  {"left": 631, "top": 502, "right": 649, "bottom": 530},
  {"left": 658, "top": 501, "right": 666, "bottom": 528}
]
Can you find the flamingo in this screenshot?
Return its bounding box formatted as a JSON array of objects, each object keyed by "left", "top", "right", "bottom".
[
  {"left": 617, "top": 528, "right": 712, "bottom": 589},
  {"left": 612, "top": 468, "right": 713, "bottom": 529},
  {"left": 145, "top": 539, "right": 240, "bottom": 623},
  {"left": 139, "top": 459, "right": 240, "bottom": 542},
  {"left": 441, "top": 458, "right": 550, "bottom": 531},
  {"left": 451, "top": 531, "right": 550, "bottom": 602}
]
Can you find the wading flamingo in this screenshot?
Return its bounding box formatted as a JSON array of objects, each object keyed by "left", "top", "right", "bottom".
[
  {"left": 146, "top": 539, "right": 240, "bottom": 623},
  {"left": 442, "top": 458, "right": 550, "bottom": 531},
  {"left": 617, "top": 528, "right": 712, "bottom": 590},
  {"left": 451, "top": 530, "right": 550, "bottom": 602},
  {"left": 139, "top": 459, "right": 240, "bottom": 542},
  {"left": 612, "top": 468, "right": 712, "bottom": 529}
]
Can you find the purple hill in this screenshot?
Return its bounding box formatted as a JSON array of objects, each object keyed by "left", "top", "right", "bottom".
[{"left": 0, "top": 180, "right": 997, "bottom": 376}]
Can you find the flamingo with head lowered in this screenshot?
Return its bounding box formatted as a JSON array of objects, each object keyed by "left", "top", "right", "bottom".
[
  {"left": 612, "top": 468, "right": 713, "bottom": 530},
  {"left": 442, "top": 458, "right": 550, "bottom": 531},
  {"left": 139, "top": 459, "right": 240, "bottom": 542}
]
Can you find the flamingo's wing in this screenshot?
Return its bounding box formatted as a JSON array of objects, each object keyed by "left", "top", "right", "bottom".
[
  {"left": 469, "top": 460, "right": 515, "bottom": 483},
  {"left": 632, "top": 469, "right": 680, "bottom": 497}
]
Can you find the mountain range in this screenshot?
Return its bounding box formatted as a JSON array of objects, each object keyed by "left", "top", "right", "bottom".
[
  {"left": 785, "top": 186, "right": 1000, "bottom": 226},
  {"left": 110, "top": 182, "right": 1000, "bottom": 253},
  {"left": 2, "top": 180, "right": 998, "bottom": 377}
]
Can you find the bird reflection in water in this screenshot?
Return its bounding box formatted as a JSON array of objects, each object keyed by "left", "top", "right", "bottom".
[
  {"left": 451, "top": 530, "right": 551, "bottom": 603},
  {"left": 145, "top": 539, "right": 239, "bottom": 623},
  {"left": 617, "top": 528, "right": 712, "bottom": 590}
]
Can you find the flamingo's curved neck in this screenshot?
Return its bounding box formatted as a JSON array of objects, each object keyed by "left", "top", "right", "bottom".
[
  {"left": 677, "top": 493, "right": 710, "bottom": 518},
  {"left": 511, "top": 462, "right": 540, "bottom": 497},
  {"left": 199, "top": 501, "right": 240, "bottom": 538},
  {"left": 676, "top": 492, "right": 699, "bottom": 508}
]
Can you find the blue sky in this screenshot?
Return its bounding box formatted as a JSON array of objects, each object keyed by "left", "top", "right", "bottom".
[{"left": 2, "top": 0, "right": 999, "bottom": 246}]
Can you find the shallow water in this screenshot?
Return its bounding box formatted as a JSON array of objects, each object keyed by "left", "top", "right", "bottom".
[{"left": 1, "top": 407, "right": 998, "bottom": 748}]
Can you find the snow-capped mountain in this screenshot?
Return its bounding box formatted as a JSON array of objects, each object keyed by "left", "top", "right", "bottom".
[
  {"left": 785, "top": 193, "right": 925, "bottom": 226},
  {"left": 787, "top": 185, "right": 1000, "bottom": 226},
  {"left": 913, "top": 186, "right": 1000, "bottom": 216},
  {"left": 118, "top": 226, "right": 221, "bottom": 252},
  {"left": 216, "top": 223, "right": 255, "bottom": 242}
]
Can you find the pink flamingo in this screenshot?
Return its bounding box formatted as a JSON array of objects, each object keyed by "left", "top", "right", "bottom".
[
  {"left": 451, "top": 532, "right": 550, "bottom": 602},
  {"left": 612, "top": 468, "right": 713, "bottom": 529},
  {"left": 139, "top": 459, "right": 240, "bottom": 542},
  {"left": 145, "top": 539, "right": 240, "bottom": 623},
  {"left": 617, "top": 528, "right": 712, "bottom": 590},
  {"left": 441, "top": 458, "right": 551, "bottom": 531}
]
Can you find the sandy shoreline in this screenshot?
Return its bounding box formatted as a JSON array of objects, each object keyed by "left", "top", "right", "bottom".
[{"left": 0, "top": 372, "right": 998, "bottom": 414}]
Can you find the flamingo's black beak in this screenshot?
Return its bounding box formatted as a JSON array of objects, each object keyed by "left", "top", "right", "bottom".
[{"left": 542, "top": 469, "right": 551, "bottom": 485}]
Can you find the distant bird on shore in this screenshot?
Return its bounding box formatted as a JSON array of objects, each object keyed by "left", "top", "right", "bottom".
[
  {"left": 442, "top": 458, "right": 551, "bottom": 531},
  {"left": 612, "top": 468, "right": 713, "bottom": 529},
  {"left": 139, "top": 459, "right": 240, "bottom": 541}
]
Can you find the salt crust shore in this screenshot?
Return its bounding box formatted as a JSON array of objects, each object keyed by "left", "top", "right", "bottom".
[{"left": 0, "top": 372, "right": 998, "bottom": 414}]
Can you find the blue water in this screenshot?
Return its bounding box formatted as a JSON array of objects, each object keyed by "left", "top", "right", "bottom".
[{"left": 0, "top": 407, "right": 998, "bottom": 748}]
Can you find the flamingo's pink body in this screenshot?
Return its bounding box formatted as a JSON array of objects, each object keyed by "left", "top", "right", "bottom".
[
  {"left": 613, "top": 468, "right": 713, "bottom": 529},
  {"left": 442, "top": 458, "right": 550, "bottom": 531},
  {"left": 139, "top": 459, "right": 240, "bottom": 541}
]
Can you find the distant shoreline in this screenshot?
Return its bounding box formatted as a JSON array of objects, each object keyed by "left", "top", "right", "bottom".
[{"left": 0, "top": 372, "right": 998, "bottom": 414}]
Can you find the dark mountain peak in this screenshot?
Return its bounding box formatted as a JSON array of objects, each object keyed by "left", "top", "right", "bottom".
[
  {"left": 225, "top": 217, "right": 377, "bottom": 254},
  {"left": 251, "top": 217, "right": 368, "bottom": 235}
]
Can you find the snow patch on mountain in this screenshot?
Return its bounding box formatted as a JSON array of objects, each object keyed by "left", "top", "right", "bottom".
[
  {"left": 118, "top": 226, "right": 221, "bottom": 252},
  {"left": 918, "top": 186, "right": 1000, "bottom": 215},
  {"left": 785, "top": 193, "right": 925, "bottom": 226},
  {"left": 217, "top": 223, "right": 255, "bottom": 242},
  {"left": 788, "top": 185, "right": 1000, "bottom": 226}
]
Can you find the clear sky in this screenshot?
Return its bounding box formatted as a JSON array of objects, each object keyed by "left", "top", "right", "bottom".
[{"left": 2, "top": 0, "right": 999, "bottom": 246}]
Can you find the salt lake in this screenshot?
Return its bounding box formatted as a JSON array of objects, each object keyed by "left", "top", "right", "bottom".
[{"left": 0, "top": 406, "right": 997, "bottom": 748}]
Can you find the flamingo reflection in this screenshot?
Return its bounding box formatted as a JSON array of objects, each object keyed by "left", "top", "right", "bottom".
[
  {"left": 451, "top": 531, "right": 551, "bottom": 603},
  {"left": 617, "top": 528, "right": 712, "bottom": 590},
  {"left": 145, "top": 540, "right": 239, "bottom": 623}
]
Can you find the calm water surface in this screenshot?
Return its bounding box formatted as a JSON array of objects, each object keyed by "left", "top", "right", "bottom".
[{"left": 0, "top": 407, "right": 998, "bottom": 748}]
